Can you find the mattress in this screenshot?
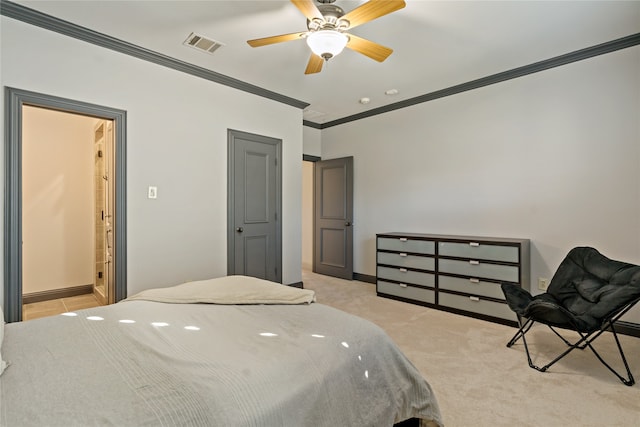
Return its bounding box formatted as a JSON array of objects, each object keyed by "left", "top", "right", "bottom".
[{"left": 0, "top": 276, "right": 442, "bottom": 426}]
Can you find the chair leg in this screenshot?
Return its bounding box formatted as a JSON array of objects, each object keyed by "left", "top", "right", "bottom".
[
  {"left": 510, "top": 320, "right": 636, "bottom": 386},
  {"left": 506, "top": 316, "right": 534, "bottom": 347},
  {"left": 507, "top": 317, "right": 545, "bottom": 371},
  {"left": 534, "top": 330, "right": 589, "bottom": 373},
  {"left": 583, "top": 321, "right": 635, "bottom": 386},
  {"left": 548, "top": 325, "right": 574, "bottom": 347}
]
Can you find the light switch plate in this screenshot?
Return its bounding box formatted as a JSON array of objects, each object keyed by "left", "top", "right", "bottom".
[
  {"left": 148, "top": 186, "right": 157, "bottom": 199},
  {"left": 538, "top": 277, "right": 549, "bottom": 291}
]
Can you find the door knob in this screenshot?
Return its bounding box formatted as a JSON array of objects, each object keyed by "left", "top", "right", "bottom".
[
  {"left": 345, "top": 222, "right": 352, "bottom": 226},
  {"left": 236, "top": 227, "right": 244, "bottom": 233}
]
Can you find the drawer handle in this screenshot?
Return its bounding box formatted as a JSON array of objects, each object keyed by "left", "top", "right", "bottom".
[
  {"left": 469, "top": 278, "right": 480, "bottom": 284},
  {"left": 469, "top": 296, "right": 480, "bottom": 302},
  {"left": 399, "top": 283, "right": 408, "bottom": 288},
  {"left": 399, "top": 268, "right": 408, "bottom": 273},
  {"left": 469, "top": 260, "right": 480, "bottom": 265},
  {"left": 399, "top": 253, "right": 408, "bottom": 257},
  {"left": 399, "top": 238, "right": 408, "bottom": 242},
  {"left": 470, "top": 242, "right": 480, "bottom": 247}
]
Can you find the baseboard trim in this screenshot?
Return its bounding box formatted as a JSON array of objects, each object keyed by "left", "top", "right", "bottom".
[
  {"left": 353, "top": 272, "right": 376, "bottom": 284},
  {"left": 614, "top": 321, "right": 640, "bottom": 338},
  {"left": 23, "top": 284, "right": 93, "bottom": 304},
  {"left": 288, "top": 281, "right": 304, "bottom": 289},
  {"left": 360, "top": 272, "right": 640, "bottom": 336}
]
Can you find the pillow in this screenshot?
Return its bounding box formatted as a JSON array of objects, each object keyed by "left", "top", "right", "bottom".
[
  {"left": 0, "top": 305, "right": 6, "bottom": 375},
  {"left": 126, "top": 275, "right": 316, "bottom": 305}
]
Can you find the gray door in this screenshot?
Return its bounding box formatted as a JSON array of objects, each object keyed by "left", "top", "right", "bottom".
[
  {"left": 227, "top": 130, "right": 282, "bottom": 282},
  {"left": 313, "top": 156, "right": 353, "bottom": 279}
]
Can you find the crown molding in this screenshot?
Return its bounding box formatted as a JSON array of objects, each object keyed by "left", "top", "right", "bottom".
[
  {"left": 2, "top": 1, "right": 636, "bottom": 129},
  {"left": 305, "top": 32, "right": 640, "bottom": 129},
  {"left": 302, "top": 120, "right": 323, "bottom": 129},
  {"left": 0, "top": 0, "right": 309, "bottom": 110}
]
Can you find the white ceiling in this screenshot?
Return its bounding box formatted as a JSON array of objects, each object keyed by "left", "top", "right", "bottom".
[{"left": 15, "top": 0, "right": 640, "bottom": 124}]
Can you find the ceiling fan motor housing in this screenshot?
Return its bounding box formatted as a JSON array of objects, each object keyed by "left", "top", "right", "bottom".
[{"left": 308, "top": 5, "right": 349, "bottom": 31}]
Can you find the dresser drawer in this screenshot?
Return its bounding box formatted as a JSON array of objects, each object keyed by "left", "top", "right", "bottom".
[
  {"left": 378, "top": 237, "right": 435, "bottom": 255},
  {"left": 377, "top": 280, "right": 435, "bottom": 304},
  {"left": 377, "top": 266, "right": 435, "bottom": 287},
  {"left": 438, "top": 241, "right": 519, "bottom": 263},
  {"left": 439, "top": 292, "right": 516, "bottom": 321},
  {"left": 377, "top": 252, "right": 435, "bottom": 271},
  {"left": 438, "top": 275, "right": 505, "bottom": 300},
  {"left": 439, "top": 259, "right": 519, "bottom": 283}
]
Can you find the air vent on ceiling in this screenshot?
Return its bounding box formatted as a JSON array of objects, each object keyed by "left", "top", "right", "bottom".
[{"left": 183, "top": 32, "right": 224, "bottom": 55}]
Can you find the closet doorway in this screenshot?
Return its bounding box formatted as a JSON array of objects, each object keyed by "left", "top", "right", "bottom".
[
  {"left": 4, "top": 88, "right": 127, "bottom": 323},
  {"left": 21, "top": 107, "right": 114, "bottom": 313}
]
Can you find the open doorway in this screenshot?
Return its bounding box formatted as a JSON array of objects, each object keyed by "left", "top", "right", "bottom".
[
  {"left": 302, "top": 155, "right": 354, "bottom": 279},
  {"left": 21, "top": 107, "right": 114, "bottom": 319},
  {"left": 302, "top": 158, "right": 318, "bottom": 272},
  {"left": 4, "top": 87, "right": 127, "bottom": 323}
]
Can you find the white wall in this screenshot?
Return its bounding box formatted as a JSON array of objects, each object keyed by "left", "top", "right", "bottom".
[
  {"left": 303, "top": 126, "right": 322, "bottom": 157},
  {"left": 321, "top": 46, "right": 640, "bottom": 322},
  {"left": 1, "top": 17, "right": 304, "bottom": 308},
  {"left": 22, "top": 106, "right": 97, "bottom": 294}
]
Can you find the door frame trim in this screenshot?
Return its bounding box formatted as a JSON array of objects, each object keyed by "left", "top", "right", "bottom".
[
  {"left": 227, "top": 129, "right": 282, "bottom": 282},
  {"left": 3, "top": 87, "right": 127, "bottom": 322}
]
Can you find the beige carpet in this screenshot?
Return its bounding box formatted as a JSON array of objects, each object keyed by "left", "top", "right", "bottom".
[{"left": 302, "top": 270, "right": 640, "bottom": 427}]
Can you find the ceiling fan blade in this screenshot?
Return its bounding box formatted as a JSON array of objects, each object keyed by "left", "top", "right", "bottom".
[
  {"left": 247, "top": 31, "right": 307, "bottom": 48},
  {"left": 290, "top": 0, "right": 323, "bottom": 21},
  {"left": 342, "top": 0, "right": 406, "bottom": 30},
  {"left": 305, "top": 54, "right": 324, "bottom": 74},
  {"left": 346, "top": 34, "right": 393, "bottom": 62}
]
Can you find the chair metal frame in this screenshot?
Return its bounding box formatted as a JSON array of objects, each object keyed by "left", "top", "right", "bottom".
[{"left": 506, "top": 297, "right": 640, "bottom": 386}]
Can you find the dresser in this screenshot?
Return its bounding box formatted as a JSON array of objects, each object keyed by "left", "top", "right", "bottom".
[{"left": 376, "top": 232, "right": 530, "bottom": 326}]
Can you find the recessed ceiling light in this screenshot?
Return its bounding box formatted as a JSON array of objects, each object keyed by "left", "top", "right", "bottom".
[
  {"left": 359, "top": 97, "right": 371, "bottom": 104},
  {"left": 385, "top": 89, "right": 399, "bottom": 96}
]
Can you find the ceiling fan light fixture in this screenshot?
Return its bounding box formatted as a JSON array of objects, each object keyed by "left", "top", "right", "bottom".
[{"left": 306, "top": 30, "right": 348, "bottom": 60}]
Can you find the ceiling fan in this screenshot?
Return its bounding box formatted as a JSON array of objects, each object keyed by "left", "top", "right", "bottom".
[{"left": 247, "top": 0, "right": 406, "bottom": 74}]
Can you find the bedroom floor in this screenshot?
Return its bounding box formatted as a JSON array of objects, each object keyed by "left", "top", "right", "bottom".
[
  {"left": 22, "top": 293, "right": 103, "bottom": 321},
  {"left": 302, "top": 269, "right": 640, "bottom": 427}
]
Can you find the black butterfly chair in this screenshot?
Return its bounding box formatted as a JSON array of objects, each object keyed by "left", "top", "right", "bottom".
[{"left": 501, "top": 247, "right": 640, "bottom": 386}]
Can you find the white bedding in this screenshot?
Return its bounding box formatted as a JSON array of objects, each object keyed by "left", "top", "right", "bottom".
[
  {"left": 125, "top": 275, "right": 316, "bottom": 305},
  {"left": 0, "top": 276, "right": 442, "bottom": 427}
]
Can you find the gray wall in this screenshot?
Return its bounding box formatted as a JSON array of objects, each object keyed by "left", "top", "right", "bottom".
[
  {"left": 320, "top": 46, "right": 640, "bottom": 322},
  {"left": 1, "top": 16, "right": 304, "bottom": 308},
  {"left": 303, "top": 126, "right": 322, "bottom": 157}
]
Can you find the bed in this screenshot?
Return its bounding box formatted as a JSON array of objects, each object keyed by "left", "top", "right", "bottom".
[{"left": 0, "top": 275, "right": 442, "bottom": 426}]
